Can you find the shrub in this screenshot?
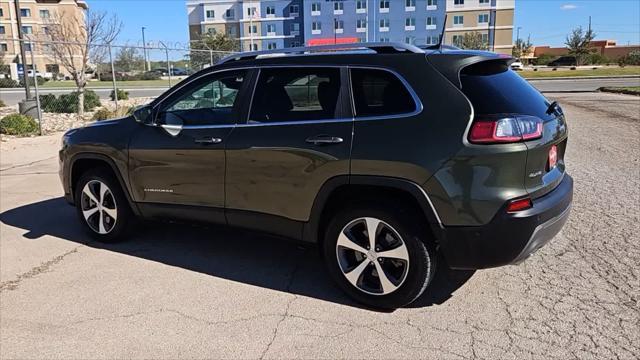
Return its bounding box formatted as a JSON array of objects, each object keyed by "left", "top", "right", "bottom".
[
  {"left": 588, "top": 53, "right": 610, "bottom": 65},
  {"left": 110, "top": 88, "right": 129, "bottom": 101},
  {"left": 533, "top": 54, "right": 555, "bottom": 66},
  {"left": 0, "top": 114, "right": 39, "bottom": 136},
  {"left": 0, "top": 78, "right": 19, "bottom": 88},
  {"left": 101, "top": 72, "right": 161, "bottom": 81},
  {"left": 0, "top": 99, "right": 5, "bottom": 108},
  {"left": 618, "top": 51, "right": 640, "bottom": 67},
  {"left": 19, "top": 76, "right": 47, "bottom": 87},
  {"left": 40, "top": 89, "right": 101, "bottom": 113},
  {"left": 91, "top": 106, "right": 135, "bottom": 121}
]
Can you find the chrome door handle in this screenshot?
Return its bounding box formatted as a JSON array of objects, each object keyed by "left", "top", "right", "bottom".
[
  {"left": 305, "top": 136, "right": 344, "bottom": 145},
  {"left": 195, "top": 137, "right": 223, "bottom": 144}
]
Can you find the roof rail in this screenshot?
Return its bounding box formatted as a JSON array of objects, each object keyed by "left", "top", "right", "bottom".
[{"left": 217, "top": 42, "right": 425, "bottom": 65}]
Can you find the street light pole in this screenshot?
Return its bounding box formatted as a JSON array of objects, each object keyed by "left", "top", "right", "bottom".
[
  {"left": 13, "top": 0, "right": 31, "bottom": 99},
  {"left": 516, "top": 26, "right": 522, "bottom": 42},
  {"left": 141, "top": 26, "right": 149, "bottom": 71}
]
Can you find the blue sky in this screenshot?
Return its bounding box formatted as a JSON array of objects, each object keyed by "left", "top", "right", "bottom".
[{"left": 90, "top": 0, "right": 640, "bottom": 48}]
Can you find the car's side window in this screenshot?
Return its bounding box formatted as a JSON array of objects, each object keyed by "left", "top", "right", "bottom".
[
  {"left": 350, "top": 68, "right": 416, "bottom": 118},
  {"left": 249, "top": 67, "right": 342, "bottom": 123},
  {"left": 158, "top": 70, "right": 247, "bottom": 126}
]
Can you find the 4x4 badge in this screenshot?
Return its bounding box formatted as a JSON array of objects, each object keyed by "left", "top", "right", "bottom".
[{"left": 529, "top": 170, "right": 543, "bottom": 178}]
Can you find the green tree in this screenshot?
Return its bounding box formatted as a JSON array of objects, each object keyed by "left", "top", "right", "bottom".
[
  {"left": 190, "top": 32, "right": 239, "bottom": 70},
  {"left": 565, "top": 26, "right": 596, "bottom": 66},
  {"left": 460, "top": 32, "right": 488, "bottom": 51},
  {"left": 114, "top": 46, "right": 144, "bottom": 73},
  {"left": 512, "top": 36, "right": 533, "bottom": 60}
]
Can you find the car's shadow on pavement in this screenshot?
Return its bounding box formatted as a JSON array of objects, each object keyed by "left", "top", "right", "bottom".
[{"left": 0, "top": 197, "right": 475, "bottom": 311}]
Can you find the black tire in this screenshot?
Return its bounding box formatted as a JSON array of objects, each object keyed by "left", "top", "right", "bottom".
[
  {"left": 74, "top": 167, "right": 133, "bottom": 243},
  {"left": 323, "top": 204, "right": 436, "bottom": 309}
]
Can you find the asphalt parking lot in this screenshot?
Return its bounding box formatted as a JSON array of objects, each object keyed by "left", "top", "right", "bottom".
[{"left": 1, "top": 92, "right": 638, "bottom": 359}]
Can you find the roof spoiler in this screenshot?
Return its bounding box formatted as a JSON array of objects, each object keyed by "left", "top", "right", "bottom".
[{"left": 427, "top": 52, "right": 514, "bottom": 88}]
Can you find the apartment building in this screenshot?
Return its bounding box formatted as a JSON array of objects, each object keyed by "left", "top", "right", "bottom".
[
  {"left": 303, "top": 0, "right": 446, "bottom": 46},
  {"left": 186, "top": 0, "right": 304, "bottom": 52},
  {"left": 0, "top": 0, "right": 88, "bottom": 76},
  {"left": 444, "top": 0, "right": 514, "bottom": 54}
]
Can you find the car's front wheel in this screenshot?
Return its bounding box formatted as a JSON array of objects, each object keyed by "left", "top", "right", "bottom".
[
  {"left": 323, "top": 205, "right": 436, "bottom": 309},
  {"left": 75, "top": 168, "right": 132, "bottom": 243}
]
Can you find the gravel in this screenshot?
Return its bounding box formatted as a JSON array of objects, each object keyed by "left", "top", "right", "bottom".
[{"left": 0, "top": 92, "right": 638, "bottom": 359}]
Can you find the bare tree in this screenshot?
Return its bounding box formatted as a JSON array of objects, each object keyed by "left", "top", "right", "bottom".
[{"left": 46, "top": 10, "right": 121, "bottom": 115}]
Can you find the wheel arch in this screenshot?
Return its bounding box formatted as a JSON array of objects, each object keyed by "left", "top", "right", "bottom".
[
  {"left": 303, "top": 175, "right": 444, "bottom": 246},
  {"left": 69, "top": 153, "right": 140, "bottom": 216}
]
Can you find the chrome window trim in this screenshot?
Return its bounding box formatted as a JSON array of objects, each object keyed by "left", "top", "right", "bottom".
[
  {"left": 153, "top": 64, "right": 423, "bottom": 130},
  {"left": 348, "top": 66, "right": 423, "bottom": 121}
]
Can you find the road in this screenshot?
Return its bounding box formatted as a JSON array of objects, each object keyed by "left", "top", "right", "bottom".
[
  {"left": 1, "top": 92, "right": 639, "bottom": 359},
  {"left": 1, "top": 77, "right": 639, "bottom": 106}
]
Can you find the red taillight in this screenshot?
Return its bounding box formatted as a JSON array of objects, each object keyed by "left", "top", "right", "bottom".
[
  {"left": 507, "top": 197, "right": 532, "bottom": 212},
  {"left": 469, "top": 115, "right": 543, "bottom": 144},
  {"left": 548, "top": 145, "right": 558, "bottom": 169}
]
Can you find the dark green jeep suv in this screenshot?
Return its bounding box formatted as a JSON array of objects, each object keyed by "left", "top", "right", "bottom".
[{"left": 59, "top": 43, "right": 572, "bottom": 309}]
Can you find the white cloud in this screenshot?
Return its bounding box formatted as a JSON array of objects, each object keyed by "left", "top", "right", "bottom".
[{"left": 560, "top": 4, "right": 578, "bottom": 10}]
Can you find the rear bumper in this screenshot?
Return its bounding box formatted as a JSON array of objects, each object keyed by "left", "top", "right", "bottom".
[{"left": 440, "top": 174, "right": 573, "bottom": 270}]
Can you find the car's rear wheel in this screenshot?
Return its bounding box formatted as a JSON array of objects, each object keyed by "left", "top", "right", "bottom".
[
  {"left": 75, "top": 168, "right": 132, "bottom": 243},
  {"left": 323, "top": 205, "right": 436, "bottom": 309}
]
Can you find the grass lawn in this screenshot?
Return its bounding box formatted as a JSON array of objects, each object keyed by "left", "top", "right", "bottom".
[
  {"left": 599, "top": 86, "right": 640, "bottom": 96},
  {"left": 40, "top": 79, "right": 172, "bottom": 89},
  {"left": 521, "top": 66, "right": 640, "bottom": 79}
]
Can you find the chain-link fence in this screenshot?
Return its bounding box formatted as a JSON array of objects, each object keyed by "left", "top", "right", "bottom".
[{"left": 0, "top": 38, "right": 235, "bottom": 135}]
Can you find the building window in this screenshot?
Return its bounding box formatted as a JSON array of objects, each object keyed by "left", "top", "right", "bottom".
[
  {"left": 454, "top": 0, "right": 464, "bottom": 5},
  {"left": 22, "top": 26, "right": 33, "bottom": 34},
  {"left": 39, "top": 9, "right": 50, "bottom": 18},
  {"left": 426, "top": 16, "right": 437, "bottom": 29},
  {"left": 482, "top": 33, "right": 489, "bottom": 44},
  {"left": 289, "top": 5, "right": 299, "bottom": 15},
  {"left": 20, "top": 8, "right": 31, "bottom": 17},
  {"left": 379, "top": 1, "right": 390, "bottom": 12},
  {"left": 334, "top": 2, "right": 344, "bottom": 14},
  {"left": 226, "top": 9, "right": 234, "bottom": 19},
  {"left": 427, "top": 0, "right": 438, "bottom": 7},
  {"left": 356, "top": 19, "right": 367, "bottom": 32},
  {"left": 453, "top": 15, "right": 464, "bottom": 26},
  {"left": 0, "top": 43, "right": 7, "bottom": 52},
  {"left": 291, "top": 23, "right": 300, "bottom": 32},
  {"left": 206, "top": 10, "right": 215, "bottom": 19},
  {"left": 24, "top": 43, "right": 33, "bottom": 51},
  {"left": 267, "top": 42, "right": 277, "bottom": 50},
  {"left": 480, "top": 0, "right": 490, "bottom": 4},
  {"left": 228, "top": 27, "right": 237, "bottom": 36},
  {"left": 405, "top": 36, "right": 415, "bottom": 44},
  {"left": 207, "top": 27, "right": 217, "bottom": 35},
  {"left": 452, "top": 35, "right": 463, "bottom": 46},
  {"left": 426, "top": 35, "right": 439, "bottom": 45},
  {"left": 379, "top": 18, "right": 389, "bottom": 31},
  {"left": 291, "top": 41, "right": 301, "bottom": 47},
  {"left": 0, "top": 8, "right": 3, "bottom": 17},
  {"left": 405, "top": 0, "right": 416, "bottom": 9},
  {"left": 266, "top": 6, "right": 275, "bottom": 16},
  {"left": 248, "top": 25, "right": 258, "bottom": 34},
  {"left": 0, "top": 26, "right": 4, "bottom": 35},
  {"left": 42, "top": 26, "right": 49, "bottom": 35},
  {"left": 334, "top": 20, "right": 344, "bottom": 33},
  {"left": 356, "top": 1, "right": 367, "bottom": 13},
  {"left": 267, "top": 24, "right": 276, "bottom": 34},
  {"left": 312, "top": 21, "right": 321, "bottom": 34},
  {"left": 311, "top": 2, "right": 321, "bottom": 15},
  {"left": 478, "top": 14, "right": 489, "bottom": 24},
  {"left": 405, "top": 17, "right": 415, "bottom": 30},
  {"left": 247, "top": 7, "right": 257, "bottom": 16},
  {"left": 249, "top": 43, "right": 258, "bottom": 51},
  {"left": 379, "top": 37, "right": 389, "bottom": 42}
]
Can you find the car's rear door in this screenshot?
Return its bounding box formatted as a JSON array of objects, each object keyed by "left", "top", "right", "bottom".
[
  {"left": 224, "top": 66, "right": 353, "bottom": 237},
  {"left": 128, "top": 69, "right": 252, "bottom": 222}
]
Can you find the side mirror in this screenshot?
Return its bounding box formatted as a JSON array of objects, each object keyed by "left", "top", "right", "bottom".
[
  {"left": 133, "top": 105, "right": 153, "bottom": 124},
  {"left": 156, "top": 111, "right": 184, "bottom": 137}
]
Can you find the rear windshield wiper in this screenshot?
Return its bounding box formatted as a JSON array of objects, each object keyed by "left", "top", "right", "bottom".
[{"left": 546, "top": 101, "right": 562, "bottom": 115}]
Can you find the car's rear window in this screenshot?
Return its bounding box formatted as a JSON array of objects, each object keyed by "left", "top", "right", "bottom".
[{"left": 460, "top": 60, "right": 553, "bottom": 120}]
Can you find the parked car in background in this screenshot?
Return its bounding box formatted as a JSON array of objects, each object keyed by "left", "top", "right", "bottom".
[
  {"left": 59, "top": 43, "right": 572, "bottom": 309},
  {"left": 510, "top": 59, "right": 524, "bottom": 71},
  {"left": 548, "top": 56, "right": 577, "bottom": 67},
  {"left": 171, "top": 68, "right": 188, "bottom": 76}
]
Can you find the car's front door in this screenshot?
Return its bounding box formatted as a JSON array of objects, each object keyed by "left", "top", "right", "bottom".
[
  {"left": 128, "top": 69, "right": 250, "bottom": 221},
  {"left": 225, "top": 66, "right": 353, "bottom": 233}
]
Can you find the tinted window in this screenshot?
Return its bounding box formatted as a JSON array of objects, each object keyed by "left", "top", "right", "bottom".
[
  {"left": 250, "top": 68, "right": 342, "bottom": 123},
  {"left": 160, "top": 70, "right": 246, "bottom": 125},
  {"left": 350, "top": 68, "right": 415, "bottom": 117},
  {"left": 460, "top": 61, "right": 552, "bottom": 120}
]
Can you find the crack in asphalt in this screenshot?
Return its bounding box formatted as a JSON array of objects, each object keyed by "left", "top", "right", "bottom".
[
  {"left": 0, "top": 156, "right": 57, "bottom": 172},
  {"left": 0, "top": 247, "right": 81, "bottom": 292}
]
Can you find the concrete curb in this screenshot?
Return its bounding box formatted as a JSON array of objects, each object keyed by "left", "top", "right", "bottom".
[{"left": 526, "top": 75, "right": 640, "bottom": 81}]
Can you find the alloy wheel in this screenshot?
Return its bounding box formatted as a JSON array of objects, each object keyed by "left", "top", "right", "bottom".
[
  {"left": 80, "top": 180, "right": 118, "bottom": 234},
  {"left": 336, "top": 217, "right": 410, "bottom": 295}
]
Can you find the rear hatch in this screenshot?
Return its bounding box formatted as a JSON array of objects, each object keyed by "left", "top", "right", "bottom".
[{"left": 459, "top": 59, "right": 568, "bottom": 199}]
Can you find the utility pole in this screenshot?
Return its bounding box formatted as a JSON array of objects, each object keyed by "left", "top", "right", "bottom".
[
  {"left": 516, "top": 26, "right": 522, "bottom": 42},
  {"left": 588, "top": 16, "right": 592, "bottom": 33},
  {"left": 14, "top": 0, "right": 31, "bottom": 100},
  {"left": 142, "top": 26, "right": 149, "bottom": 71}
]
